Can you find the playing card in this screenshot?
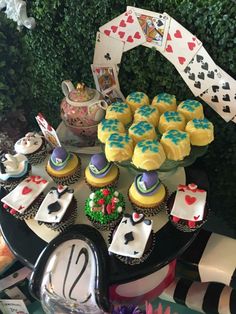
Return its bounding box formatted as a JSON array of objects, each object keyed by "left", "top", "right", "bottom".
[
  {"left": 99, "top": 9, "right": 146, "bottom": 52},
  {"left": 102, "top": 86, "right": 125, "bottom": 104},
  {"left": 127, "top": 6, "right": 170, "bottom": 51},
  {"left": 93, "top": 32, "right": 124, "bottom": 65},
  {"left": 160, "top": 14, "right": 202, "bottom": 70},
  {"left": 35, "top": 113, "right": 61, "bottom": 148},
  {"left": 200, "top": 68, "right": 236, "bottom": 121},
  {"left": 91, "top": 64, "right": 120, "bottom": 93},
  {"left": 177, "top": 46, "right": 222, "bottom": 96}
]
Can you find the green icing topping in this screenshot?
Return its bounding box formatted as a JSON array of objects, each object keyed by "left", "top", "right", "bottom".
[
  {"left": 85, "top": 188, "right": 125, "bottom": 224},
  {"left": 164, "top": 129, "right": 187, "bottom": 145},
  {"left": 101, "top": 119, "right": 120, "bottom": 132},
  {"left": 108, "top": 133, "right": 131, "bottom": 148},
  {"left": 110, "top": 102, "right": 128, "bottom": 113},
  {"left": 130, "top": 121, "right": 153, "bottom": 136},
  {"left": 137, "top": 139, "right": 160, "bottom": 153},
  {"left": 180, "top": 100, "right": 201, "bottom": 112},
  {"left": 156, "top": 93, "right": 175, "bottom": 104},
  {"left": 127, "top": 92, "right": 146, "bottom": 103},
  {"left": 164, "top": 111, "right": 183, "bottom": 122},
  {"left": 137, "top": 105, "right": 156, "bottom": 117},
  {"left": 192, "top": 118, "right": 211, "bottom": 129}
]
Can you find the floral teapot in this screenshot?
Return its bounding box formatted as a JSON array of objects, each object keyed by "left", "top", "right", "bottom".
[{"left": 60, "top": 80, "right": 108, "bottom": 137}]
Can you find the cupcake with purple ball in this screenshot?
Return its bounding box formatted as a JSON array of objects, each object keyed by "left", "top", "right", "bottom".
[
  {"left": 46, "top": 147, "right": 81, "bottom": 185},
  {"left": 128, "top": 171, "right": 168, "bottom": 216},
  {"left": 84, "top": 153, "right": 119, "bottom": 191}
]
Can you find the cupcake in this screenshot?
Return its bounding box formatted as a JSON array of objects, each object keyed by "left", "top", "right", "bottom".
[
  {"left": 166, "top": 183, "right": 209, "bottom": 232},
  {"left": 84, "top": 153, "right": 119, "bottom": 191},
  {"left": 108, "top": 212, "right": 155, "bottom": 265},
  {"left": 46, "top": 147, "right": 81, "bottom": 185},
  {"left": 185, "top": 118, "right": 214, "bottom": 146},
  {"left": 129, "top": 121, "right": 157, "bottom": 144},
  {"left": 160, "top": 129, "right": 191, "bottom": 161},
  {"left": 0, "top": 153, "right": 31, "bottom": 192},
  {"left": 85, "top": 188, "right": 125, "bottom": 231},
  {"left": 105, "top": 102, "right": 132, "bottom": 126},
  {"left": 132, "top": 139, "right": 166, "bottom": 171},
  {"left": 158, "top": 111, "right": 186, "bottom": 134},
  {"left": 35, "top": 185, "right": 77, "bottom": 232},
  {"left": 126, "top": 92, "right": 150, "bottom": 113},
  {"left": 151, "top": 93, "right": 177, "bottom": 114},
  {"left": 14, "top": 132, "right": 47, "bottom": 165},
  {"left": 97, "top": 119, "right": 125, "bottom": 144},
  {"left": 177, "top": 100, "right": 204, "bottom": 122},
  {"left": 134, "top": 105, "right": 159, "bottom": 127},
  {"left": 105, "top": 133, "right": 134, "bottom": 162},
  {"left": 128, "top": 171, "right": 167, "bottom": 216}
]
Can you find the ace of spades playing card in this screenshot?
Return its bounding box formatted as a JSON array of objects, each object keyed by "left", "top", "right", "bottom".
[
  {"left": 200, "top": 67, "right": 236, "bottom": 122},
  {"left": 99, "top": 9, "right": 146, "bottom": 52},
  {"left": 91, "top": 64, "right": 120, "bottom": 93}
]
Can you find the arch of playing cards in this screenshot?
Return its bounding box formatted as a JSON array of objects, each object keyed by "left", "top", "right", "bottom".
[{"left": 91, "top": 7, "right": 236, "bottom": 123}]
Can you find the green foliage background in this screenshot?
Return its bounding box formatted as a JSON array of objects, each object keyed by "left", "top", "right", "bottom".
[{"left": 1, "top": 0, "right": 236, "bottom": 232}]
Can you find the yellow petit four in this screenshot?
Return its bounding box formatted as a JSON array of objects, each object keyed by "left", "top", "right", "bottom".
[
  {"left": 105, "top": 133, "right": 134, "bottom": 162},
  {"left": 129, "top": 121, "right": 157, "bottom": 143},
  {"left": 134, "top": 105, "right": 159, "bottom": 127},
  {"left": 152, "top": 93, "right": 177, "bottom": 114},
  {"left": 185, "top": 118, "right": 214, "bottom": 146},
  {"left": 105, "top": 102, "right": 132, "bottom": 126},
  {"left": 126, "top": 92, "right": 150, "bottom": 113},
  {"left": 97, "top": 119, "right": 125, "bottom": 144},
  {"left": 177, "top": 100, "right": 204, "bottom": 122},
  {"left": 158, "top": 111, "right": 186, "bottom": 134}
]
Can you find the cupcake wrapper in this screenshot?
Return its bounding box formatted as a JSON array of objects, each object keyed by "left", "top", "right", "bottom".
[
  {"left": 0, "top": 166, "right": 32, "bottom": 193},
  {"left": 84, "top": 168, "right": 120, "bottom": 192},
  {"left": 108, "top": 230, "right": 156, "bottom": 265},
  {"left": 27, "top": 145, "right": 48, "bottom": 165},
  {"left": 86, "top": 214, "right": 122, "bottom": 231}
]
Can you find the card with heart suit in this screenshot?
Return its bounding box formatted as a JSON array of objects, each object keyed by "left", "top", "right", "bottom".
[
  {"left": 1, "top": 176, "right": 49, "bottom": 213},
  {"left": 127, "top": 6, "right": 170, "bottom": 51},
  {"left": 91, "top": 64, "right": 120, "bottom": 93},
  {"left": 171, "top": 184, "right": 207, "bottom": 222},
  {"left": 99, "top": 9, "right": 146, "bottom": 52},
  {"left": 200, "top": 68, "right": 236, "bottom": 121},
  {"left": 93, "top": 32, "right": 124, "bottom": 65},
  {"left": 160, "top": 14, "right": 202, "bottom": 70},
  {"left": 103, "top": 86, "right": 125, "bottom": 104},
  {"left": 177, "top": 46, "right": 222, "bottom": 96}
]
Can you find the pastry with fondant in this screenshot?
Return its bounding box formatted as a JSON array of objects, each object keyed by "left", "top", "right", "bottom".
[
  {"left": 85, "top": 188, "right": 125, "bottom": 231},
  {"left": 105, "top": 133, "right": 134, "bottom": 162},
  {"left": 14, "top": 132, "right": 47, "bottom": 165},
  {"left": 46, "top": 147, "right": 81, "bottom": 185},
  {"left": 151, "top": 93, "right": 177, "bottom": 114},
  {"left": 134, "top": 105, "right": 159, "bottom": 127},
  {"left": 128, "top": 121, "right": 157, "bottom": 144},
  {"left": 158, "top": 111, "right": 186, "bottom": 134},
  {"left": 177, "top": 100, "right": 204, "bottom": 122},
  {"left": 108, "top": 212, "right": 155, "bottom": 265},
  {"left": 84, "top": 153, "right": 119, "bottom": 191},
  {"left": 185, "top": 118, "right": 214, "bottom": 146},
  {"left": 97, "top": 119, "right": 125, "bottom": 144},
  {"left": 132, "top": 139, "right": 166, "bottom": 171},
  {"left": 35, "top": 185, "right": 77, "bottom": 232},
  {"left": 126, "top": 92, "right": 150, "bottom": 113},
  {"left": 128, "top": 171, "right": 167, "bottom": 216},
  {"left": 0, "top": 153, "right": 31, "bottom": 192},
  {"left": 160, "top": 129, "right": 191, "bottom": 161},
  {"left": 1, "top": 175, "right": 49, "bottom": 220},
  {"left": 105, "top": 102, "right": 132, "bottom": 126}
]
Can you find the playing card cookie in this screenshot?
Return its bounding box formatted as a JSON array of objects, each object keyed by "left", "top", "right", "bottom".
[
  {"left": 105, "top": 133, "right": 134, "bottom": 162},
  {"left": 160, "top": 129, "right": 191, "bottom": 161},
  {"left": 185, "top": 118, "right": 214, "bottom": 146},
  {"left": 85, "top": 188, "right": 125, "bottom": 231},
  {"left": 14, "top": 132, "right": 47, "bottom": 165},
  {"left": 128, "top": 121, "right": 157, "bottom": 144},
  {"left": 134, "top": 105, "right": 159, "bottom": 127},
  {"left": 0, "top": 153, "right": 31, "bottom": 192},
  {"left": 35, "top": 185, "right": 77, "bottom": 232},
  {"left": 105, "top": 102, "right": 132, "bottom": 126},
  {"left": 126, "top": 92, "right": 150, "bottom": 113},
  {"left": 151, "top": 93, "right": 177, "bottom": 114},
  {"left": 158, "top": 111, "right": 186, "bottom": 134},
  {"left": 98, "top": 119, "right": 125, "bottom": 144},
  {"left": 132, "top": 139, "right": 166, "bottom": 171},
  {"left": 177, "top": 100, "right": 204, "bottom": 122},
  {"left": 166, "top": 183, "right": 209, "bottom": 232},
  {"left": 1, "top": 175, "right": 49, "bottom": 220},
  {"left": 128, "top": 171, "right": 167, "bottom": 216},
  {"left": 108, "top": 212, "right": 155, "bottom": 265},
  {"left": 84, "top": 153, "right": 119, "bottom": 191},
  {"left": 46, "top": 147, "right": 81, "bottom": 185}
]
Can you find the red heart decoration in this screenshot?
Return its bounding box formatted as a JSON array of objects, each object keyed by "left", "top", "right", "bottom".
[
  {"left": 111, "top": 25, "right": 118, "bottom": 33},
  {"left": 127, "top": 35, "right": 134, "bottom": 43},
  {"left": 174, "top": 30, "right": 182, "bottom": 38},
  {"left": 22, "top": 186, "right": 32, "bottom": 195},
  {"left": 118, "top": 31, "right": 125, "bottom": 39},
  {"left": 134, "top": 32, "right": 141, "bottom": 39},
  {"left": 178, "top": 56, "right": 186, "bottom": 65},
  {"left": 104, "top": 29, "right": 111, "bottom": 36},
  {"left": 167, "top": 33, "right": 171, "bottom": 41},
  {"left": 126, "top": 15, "right": 134, "bottom": 23},
  {"left": 119, "top": 20, "right": 126, "bottom": 27},
  {"left": 133, "top": 212, "right": 140, "bottom": 219},
  {"left": 166, "top": 45, "right": 173, "bottom": 53},
  {"left": 185, "top": 195, "right": 196, "bottom": 205},
  {"left": 194, "top": 215, "right": 200, "bottom": 220},
  {"left": 192, "top": 37, "right": 196, "bottom": 41},
  {"left": 188, "top": 42, "right": 196, "bottom": 51}
]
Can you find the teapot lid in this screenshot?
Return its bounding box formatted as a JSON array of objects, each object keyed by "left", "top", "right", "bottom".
[{"left": 68, "top": 83, "right": 95, "bottom": 102}]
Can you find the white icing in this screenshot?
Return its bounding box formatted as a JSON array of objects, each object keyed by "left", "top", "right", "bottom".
[
  {"left": 89, "top": 193, "right": 95, "bottom": 200},
  {"left": 89, "top": 200, "right": 94, "bottom": 208},
  {"left": 14, "top": 133, "right": 43, "bottom": 154},
  {"left": 0, "top": 153, "right": 29, "bottom": 181},
  {"left": 35, "top": 186, "right": 73, "bottom": 223}
]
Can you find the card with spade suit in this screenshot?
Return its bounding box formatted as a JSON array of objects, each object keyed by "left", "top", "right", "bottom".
[
  {"left": 127, "top": 6, "right": 170, "bottom": 51},
  {"left": 160, "top": 14, "right": 202, "bottom": 71},
  {"left": 99, "top": 9, "right": 146, "bottom": 52},
  {"left": 91, "top": 64, "right": 120, "bottom": 93},
  {"left": 200, "top": 67, "right": 236, "bottom": 121},
  {"left": 177, "top": 46, "right": 222, "bottom": 96},
  {"left": 93, "top": 32, "right": 124, "bottom": 65}
]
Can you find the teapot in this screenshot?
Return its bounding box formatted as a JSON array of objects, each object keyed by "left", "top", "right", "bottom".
[{"left": 60, "top": 80, "right": 108, "bottom": 137}]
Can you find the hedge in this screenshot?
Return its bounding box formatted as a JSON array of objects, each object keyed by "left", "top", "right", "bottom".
[{"left": 1, "top": 0, "right": 236, "bottom": 233}]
